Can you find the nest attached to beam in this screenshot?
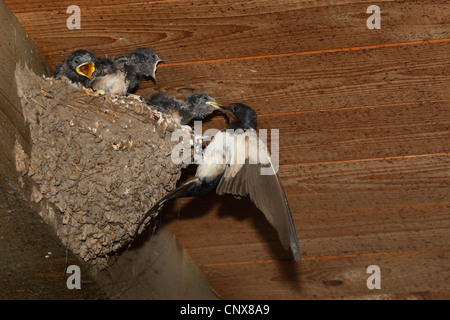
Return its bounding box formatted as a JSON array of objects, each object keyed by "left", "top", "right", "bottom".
[{"left": 15, "top": 65, "right": 185, "bottom": 269}]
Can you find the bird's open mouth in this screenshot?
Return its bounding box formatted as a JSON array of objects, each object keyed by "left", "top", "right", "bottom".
[
  {"left": 151, "top": 58, "right": 164, "bottom": 80},
  {"left": 76, "top": 62, "right": 95, "bottom": 79}
]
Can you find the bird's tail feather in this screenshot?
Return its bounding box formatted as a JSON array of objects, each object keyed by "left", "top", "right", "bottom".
[{"left": 135, "top": 179, "right": 199, "bottom": 236}]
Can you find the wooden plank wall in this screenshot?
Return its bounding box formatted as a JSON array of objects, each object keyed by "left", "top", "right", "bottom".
[{"left": 5, "top": 0, "right": 450, "bottom": 299}]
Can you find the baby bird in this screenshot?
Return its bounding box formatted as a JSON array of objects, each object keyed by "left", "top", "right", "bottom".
[
  {"left": 146, "top": 92, "right": 220, "bottom": 125},
  {"left": 55, "top": 48, "right": 163, "bottom": 95},
  {"left": 54, "top": 50, "right": 96, "bottom": 88},
  {"left": 95, "top": 47, "right": 163, "bottom": 95}
]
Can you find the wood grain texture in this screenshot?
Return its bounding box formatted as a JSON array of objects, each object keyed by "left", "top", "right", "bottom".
[
  {"left": 4, "top": 0, "right": 167, "bottom": 12},
  {"left": 0, "top": 0, "right": 52, "bottom": 179},
  {"left": 201, "top": 249, "right": 450, "bottom": 299},
  {"left": 4, "top": 0, "right": 450, "bottom": 299},
  {"left": 169, "top": 200, "right": 450, "bottom": 263},
  {"left": 6, "top": 0, "right": 450, "bottom": 67},
  {"left": 198, "top": 100, "right": 450, "bottom": 165},
  {"left": 141, "top": 42, "right": 450, "bottom": 115},
  {"left": 168, "top": 154, "right": 450, "bottom": 263},
  {"left": 0, "top": 1, "right": 105, "bottom": 299}
]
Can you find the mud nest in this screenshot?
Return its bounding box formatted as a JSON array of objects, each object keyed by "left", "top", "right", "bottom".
[{"left": 15, "top": 65, "right": 186, "bottom": 269}]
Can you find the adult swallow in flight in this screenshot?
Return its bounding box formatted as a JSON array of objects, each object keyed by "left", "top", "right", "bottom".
[
  {"left": 136, "top": 103, "right": 301, "bottom": 261},
  {"left": 54, "top": 49, "right": 96, "bottom": 88},
  {"left": 146, "top": 92, "right": 221, "bottom": 125},
  {"left": 93, "top": 47, "right": 164, "bottom": 95}
]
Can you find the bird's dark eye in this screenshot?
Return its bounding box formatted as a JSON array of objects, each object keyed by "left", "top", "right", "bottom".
[{"left": 233, "top": 106, "right": 239, "bottom": 112}]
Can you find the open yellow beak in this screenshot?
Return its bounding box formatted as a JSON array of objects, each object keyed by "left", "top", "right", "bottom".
[
  {"left": 76, "top": 62, "right": 95, "bottom": 79},
  {"left": 205, "top": 101, "right": 222, "bottom": 109}
]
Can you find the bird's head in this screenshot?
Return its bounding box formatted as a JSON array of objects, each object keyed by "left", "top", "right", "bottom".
[
  {"left": 185, "top": 93, "right": 221, "bottom": 118},
  {"left": 69, "top": 50, "right": 96, "bottom": 79},
  {"left": 221, "top": 103, "right": 257, "bottom": 130},
  {"left": 128, "top": 47, "right": 164, "bottom": 80}
]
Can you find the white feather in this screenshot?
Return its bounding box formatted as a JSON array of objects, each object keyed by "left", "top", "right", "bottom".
[
  {"left": 91, "top": 71, "right": 129, "bottom": 95},
  {"left": 196, "top": 129, "right": 272, "bottom": 179}
]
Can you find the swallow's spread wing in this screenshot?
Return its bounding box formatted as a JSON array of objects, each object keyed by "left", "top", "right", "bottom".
[{"left": 216, "top": 130, "right": 300, "bottom": 260}]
